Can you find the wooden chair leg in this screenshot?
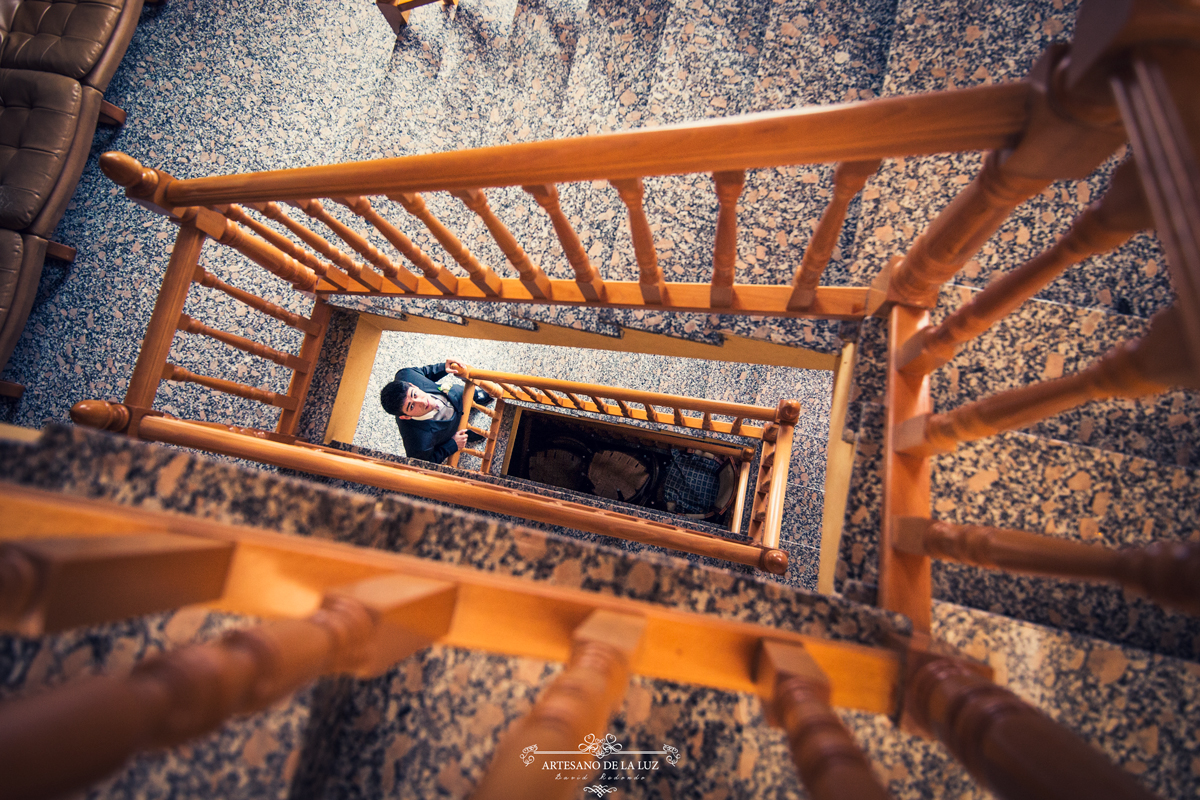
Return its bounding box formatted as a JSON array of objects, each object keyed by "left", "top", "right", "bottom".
[
  {"left": 45, "top": 241, "right": 76, "bottom": 263},
  {"left": 376, "top": 2, "right": 410, "bottom": 35},
  {"left": 98, "top": 100, "right": 126, "bottom": 127}
]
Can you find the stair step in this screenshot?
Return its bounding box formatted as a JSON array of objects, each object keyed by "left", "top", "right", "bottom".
[
  {"left": 845, "top": 286, "right": 1200, "bottom": 468},
  {"left": 838, "top": 402, "right": 1200, "bottom": 660}
]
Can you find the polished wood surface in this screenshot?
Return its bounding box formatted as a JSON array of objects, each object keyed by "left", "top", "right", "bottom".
[
  {"left": 896, "top": 517, "right": 1200, "bottom": 615},
  {"left": 0, "top": 571, "right": 455, "bottom": 800},
  {"left": 393, "top": 191, "right": 503, "bottom": 295},
  {"left": 711, "top": 170, "right": 746, "bottom": 307},
  {"left": 277, "top": 298, "right": 332, "bottom": 435},
  {"left": 194, "top": 268, "right": 321, "bottom": 334},
  {"left": 1, "top": 484, "right": 899, "bottom": 710},
  {"left": 254, "top": 201, "right": 376, "bottom": 291},
  {"left": 161, "top": 364, "right": 298, "bottom": 410},
  {"left": 611, "top": 177, "right": 665, "bottom": 304},
  {"left": 219, "top": 203, "right": 351, "bottom": 291},
  {"left": 789, "top": 159, "right": 882, "bottom": 310},
  {"left": 333, "top": 195, "right": 422, "bottom": 291},
  {"left": 906, "top": 656, "right": 1159, "bottom": 800},
  {"left": 123, "top": 224, "right": 205, "bottom": 408},
  {"left": 160, "top": 84, "right": 1032, "bottom": 205},
  {"left": 290, "top": 199, "right": 386, "bottom": 292},
  {"left": 881, "top": 304, "right": 933, "bottom": 632},
  {"left": 472, "top": 610, "right": 646, "bottom": 800},
  {"left": 897, "top": 158, "right": 1150, "bottom": 375},
  {"left": 178, "top": 314, "right": 306, "bottom": 370},
  {"left": 342, "top": 195, "right": 459, "bottom": 293},
  {"left": 757, "top": 640, "right": 893, "bottom": 800},
  {"left": 524, "top": 183, "right": 606, "bottom": 301},
  {"left": 0, "top": 534, "right": 233, "bottom": 636},
  {"left": 453, "top": 188, "right": 553, "bottom": 298}
]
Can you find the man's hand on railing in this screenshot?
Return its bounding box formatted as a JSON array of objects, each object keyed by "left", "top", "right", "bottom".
[
  {"left": 453, "top": 430, "right": 468, "bottom": 451},
  {"left": 445, "top": 358, "right": 468, "bottom": 377}
]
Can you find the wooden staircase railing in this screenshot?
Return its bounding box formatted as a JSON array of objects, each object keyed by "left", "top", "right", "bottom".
[
  {"left": 0, "top": 484, "right": 1166, "bottom": 800},
  {"left": 872, "top": 0, "right": 1200, "bottom": 645}
]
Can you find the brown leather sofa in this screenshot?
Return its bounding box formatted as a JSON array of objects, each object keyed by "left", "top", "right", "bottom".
[{"left": 0, "top": 0, "right": 144, "bottom": 398}]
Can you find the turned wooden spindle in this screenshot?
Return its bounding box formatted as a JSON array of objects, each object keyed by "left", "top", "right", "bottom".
[
  {"left": 610, "top": 178, "right": 665, "bottom": 304},
  {"left": 254, "top": 201, "right": 374, "bottom": 289},
  {"left": 175, "top": 207, "right": 317, "bottom": 291},
  {"left": 177, "top": 314, "right": 306, "bottom": 371},
  {"left": 99, "top": 151, "right": 162, "bottom": 203},
  {"left": 588, "top": 394, "right": 610, "bottom": 414},
  {"left": 523, "top": 183, "right": 607, "bottom": 301},
  {"left": 194, "top": 268, "right": 321, "bottom": 334},
  {"left": 472, "top": 610, "right": 646, "bottom": 800},
  {"left": 711, "top": 170, "right": 746, "bottom": 307},
  {"left": 333, "top": 196, "right": 422, "bottom": 291},
  {"left": 289, "top": 199, "right": 389, "bottom": 291},
  {"left": 219, "top": 204, "right": 345, "bottom": 289},
  {"left": 756, "top": 640, "right": 892, "bottom": 800},
  {"left": 565, "top": 392, "right": 585, "bottom": 410},
  {"left": 452, "top": 188, "right": 552, "bottom": 298},
  {"left": 789, "top": 159, "right": 883, "bottom": 310},
  {"left": 69, "top": 399, "right": 132, "bottom": 432},
  {"left": 673, "top": 407, "right": 685, "bottom": 427},
  {"left": 392, "top": 191, "right": 503, "bottom": 295},
  {"left": 895, "top": 517, "right": 1200, "bottom": 615},
  {"left": 893, "top": 306, "right": 1189, "bottom": 456},
  {"left": 0, "top": 574, "right": 456, "bottom": 800},
  {"left": 540, "top": 389, "right": 567, "bottom": 407},
  {"left": 616, "top": 399, "right": 632, "bottom": 418},
  {"left": 480, "top": 400, "right": 505, "bottom": 473},
  {"left": 161, "top": 363, "right": 298, "bottom": 410},
  {"left": 0, "top": 535, "right": 234, "bottom": 636},
  {"left": 906, "top": 657, "right": 1159, "bottom": 800},
  {"left": 897, "top": 159, "right": 1151, "bottom": 375}
]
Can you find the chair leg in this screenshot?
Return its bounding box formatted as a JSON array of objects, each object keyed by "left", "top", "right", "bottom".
[
  {"left": 376, "top": 2, "right": 410, "bottom": 35},
  {"left": 45, "top": 242, "right": 77, "bottom": 263},
  {"left": 0, "top": 380, "right": 24, "bottom": 399},
  {"left": 99, "top": 100, "right": 127, "bottom": 127}
]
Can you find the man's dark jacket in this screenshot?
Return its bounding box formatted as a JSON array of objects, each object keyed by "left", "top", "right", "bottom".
[{"left": 392, "top": 363, "right": 467, "bottom": 464}]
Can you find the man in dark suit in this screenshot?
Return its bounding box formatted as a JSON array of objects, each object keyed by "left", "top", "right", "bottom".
[{"left": 379, "top": 359, "right": 493, "bottom": 464}]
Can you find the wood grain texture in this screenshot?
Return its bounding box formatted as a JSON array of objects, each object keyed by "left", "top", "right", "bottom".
[
  {"left": 452, "top": 188, "right": 553, "bottom": 298},
  {"left": 711, "top": 170, "right": 746, "bottom": 307},
  {"left": 392, "top": 191, "right": 503, "bottom": 295}
]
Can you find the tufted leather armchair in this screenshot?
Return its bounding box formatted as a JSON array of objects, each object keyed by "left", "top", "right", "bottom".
[{"left": 0, "top": 0, "right": 143, "bottom": 397}]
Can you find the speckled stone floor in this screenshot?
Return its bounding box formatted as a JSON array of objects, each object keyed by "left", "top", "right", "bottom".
[{"left": 1, "top": 0, "right": 1197, "bottom": 795}]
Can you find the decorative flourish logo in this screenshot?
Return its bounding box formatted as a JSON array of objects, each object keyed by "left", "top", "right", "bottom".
[
  {"left": 520, "top": 745, "right": 539, "bottom": 766},
  {"left": 582, "top": 786, "right": 618, "bottom": 796},
  {"left": 579, "top": 733, "right": 623, "bottom": 758},
  {"left": 662, "top": 744, "right": 681, "bottom": 766}
]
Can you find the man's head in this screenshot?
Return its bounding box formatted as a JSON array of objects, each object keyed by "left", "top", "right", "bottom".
[{"left": 380, "top": 380, "right": 440, "bottom": 419}]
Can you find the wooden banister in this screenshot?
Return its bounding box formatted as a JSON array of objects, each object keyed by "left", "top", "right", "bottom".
[
  {"left": 277, "top": 298, "right": 332, "bottom": 435},
  {"left": 452, "top": 188, "right": 552, "bottom": 299},
  {"left": 172, "top": 206, "right": 320, "bottom": 292},
  {"left": 177, "top": 314, "right": 306, "bottom": 371},
  {"left": 480, "top": 399, "right": 505, "bottom": 473},
  {"left": 0, "top": 535, "right": 233, "bottom": 636},
  {"left": 124, "top": 224, "right": 206, "bottom": 407},
  {"left": 610, "top": 177, "right": 665, "bottom": 304},
  {"left": 219, "top": 203, "right": 351, "bottom": 291},
  {"left": 333, "top": 196, "right": 422, "bottom": 292},
  {"left": 897, "top": 158, "right": 1151, "bottom": 375},
  {"left": 161, "top": 364, "right": 298, "bottom": 410},
  {"left": 524, "top": 183, "right": 606, "bottom": 301},
  {"left": 472, "top": 610, "right": 646, "bottom": 800},
  {"left": 391, "top": 191, "right": 503, "bottom": 295},
  {"left": 756, "top": 640, "right": 893, "bottom": 800},
  {"left": 711, "top": 170, "right": 745, "bottom": 307},
  {"left": 906, "top": 657, "right": 1160, "bottom": 800},
  {"left": 98, "top": 413, "right": 790, "bottom": 573},
  {"left": 894, "top": 306, "right": 1189, "bottom": 457},
  {"left": 0, "top": 572, "right": 456, "bottom": 800},
  {"left": 254, "top": 201, "right": 376, "bottom": 291},
  {"left": 158, "top": 84, "right": 1032, "bottom": 205},
  {"left": 447, "top": 377, "right": 478, "bottom": 469},
  {"left": 895, "top": 517, "right": 1200, "bottom": 615},
  {"left": 194, "top": 268, "right": 321, "bottom": 334},
  {"left": 789, "top": 159, "right": 883, "bottom": 310},
  {"left": 290, "top": 199, "right": 387, "bottom": 292}
]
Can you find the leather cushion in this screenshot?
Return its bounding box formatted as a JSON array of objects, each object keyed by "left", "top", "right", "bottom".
[
  {"left": 0, "top": 68, "right": 81, "bottom": 229},
  {"left": 0, "top": 228, "right": 22, "bottom": 326},
  {"left": 0, "top": 0, "right": 124, "bottom": 79}
]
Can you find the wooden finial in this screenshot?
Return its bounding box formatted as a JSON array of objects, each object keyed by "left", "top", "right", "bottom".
[
  {"left": 98, "top": 152, "right": 158, "bottom": 197},
  {"left": 776, "top": 399, "right": 802, "bottom": 423},
  {"left": 69, "top": 400, "right": 131, "bottom": 433},
  {"left": 761, "top": 549, "right": 789, "bottom": 575}
]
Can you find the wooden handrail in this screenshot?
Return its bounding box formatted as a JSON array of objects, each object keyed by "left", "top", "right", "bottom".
[
  {"left": 893, "top": 307, "right": 1187, "bottom": 457},
  {"left": 789, "top": 159, "right": 882, "bottom": 310},
  {"left": 88, "top": 411, "right": 789, "bottom": 573},
  {"left": 756, "top": 641, "right": 893, "bottom": 800},
  {"left": 3, "top": 483, "right": 897, "bottom": 709},
  {"left": 0, "top": 571, "right": 456, "bottom": 800},
  {"left": 472, "top": 611, "right": 646, "bottom": 800},
  {"left": 451, "top": 364, "right": 780, "bottom": 424},
  {"left": 895, "top": 517, "right": 1200, "bottom": 615},
  {"left": 0, "top": 535, "right": 233, "bottom": 636},
  {"left": 897, "top": 158, "right": 1151, "bottom": 375},
  {"left": 158, "top": 84, "right": 1032, "bottom": 205},
  {"left": 905, "top": 656, "right": 1160, "bottom": 800}
]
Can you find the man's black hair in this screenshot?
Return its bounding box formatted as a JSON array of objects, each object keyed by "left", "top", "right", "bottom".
[{"left": 380, "top": 379, "right": 416, "bottom": 416}]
